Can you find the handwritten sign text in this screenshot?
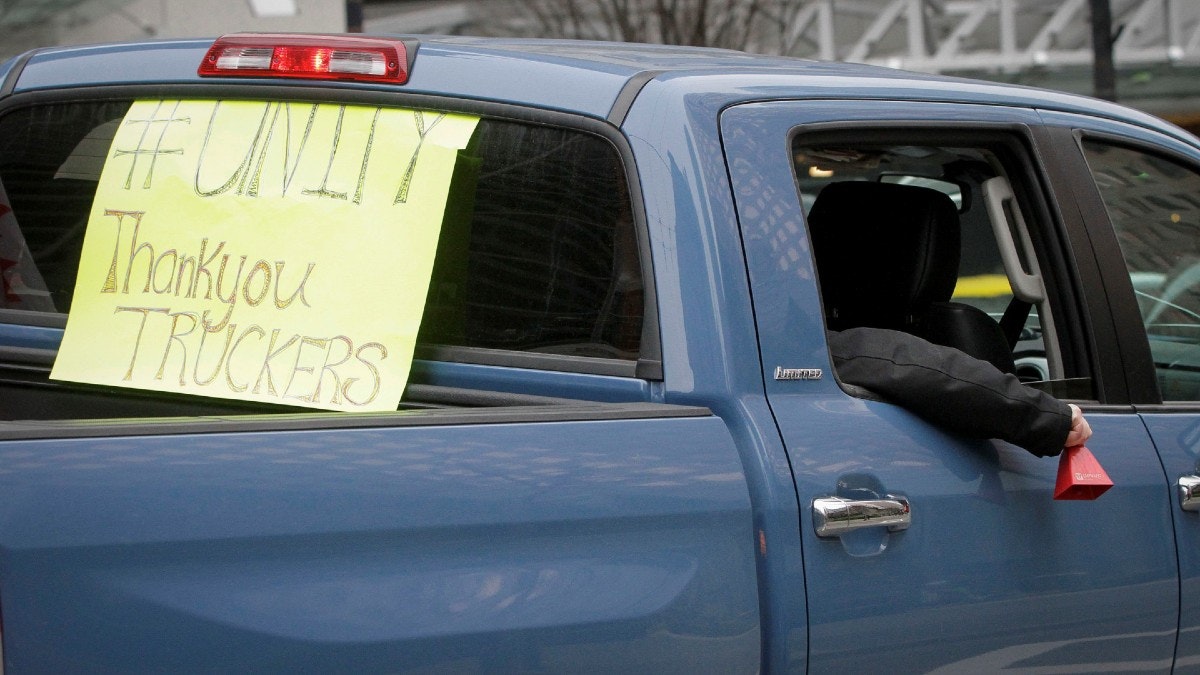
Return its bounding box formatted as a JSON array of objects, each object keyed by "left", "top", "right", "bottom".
[{"left": 51, "top": 99, "right": 479, "bottom": 411}]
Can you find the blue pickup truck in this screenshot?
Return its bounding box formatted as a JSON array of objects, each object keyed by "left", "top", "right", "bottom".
[{"left": 1, "top": 31, "right": 1199, "bottom": 673}]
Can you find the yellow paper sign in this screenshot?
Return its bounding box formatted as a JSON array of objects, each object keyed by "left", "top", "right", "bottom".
[{"left": 51, "top": 99, "right": 479, "bottom": 412}]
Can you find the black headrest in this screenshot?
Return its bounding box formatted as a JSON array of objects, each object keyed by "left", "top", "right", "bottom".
[{"left": 808, "top": 181, "right": 961, "bottom": 331}]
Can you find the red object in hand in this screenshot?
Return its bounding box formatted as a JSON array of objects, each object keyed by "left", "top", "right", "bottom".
[{"left": 1054, "top": 445, "right": 1113, "bottom": 500}]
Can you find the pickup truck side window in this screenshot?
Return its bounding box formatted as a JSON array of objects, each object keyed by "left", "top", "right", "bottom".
[
  {"left": 795, "top": 138, "right": 1091, "bottom": 398},
  {"left": 1081, "top": 140, "right": 1200, "bottom": 401},
  {"left": 0, "top": 101, "right": 642, "bottom": 365}
]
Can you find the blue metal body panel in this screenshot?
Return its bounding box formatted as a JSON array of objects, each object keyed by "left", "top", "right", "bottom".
[
  {"left": 1139, "top": 413, "right": 1200, "bottom": 668},
  {"left": 5, "top": 35, "right": 1193, "bottom": 145},
  {"left": 792, "top": 406, "right": 1173, "bottom": 671},
  {"left": 621, "top": 74, "right": 810, "bottom": 673},
  {"left": 0, "top": 416, "right": 758, "bottom": 672},
  {"left": 723, "top": 98, "right": 1179, "bottom": 671},
  {"left": 412, "top": 360, "right": 659, "bottom": 404},
  {"left": 1036, "top": 107, "right": 1200, "bottom": 154},
  {"left": 0, "top": 321, "right": 62, "bottom": 352},
  {"left": 9, "top": 40, "right": 214, "bottom": 91}
]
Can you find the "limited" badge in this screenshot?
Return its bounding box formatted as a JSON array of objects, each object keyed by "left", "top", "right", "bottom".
[{"left": 774, "top": 366, "right": 823, "bottom": 381}]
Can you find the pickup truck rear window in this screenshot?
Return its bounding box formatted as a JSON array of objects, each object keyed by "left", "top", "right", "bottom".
[{"left": 0, "top": 100, "right": 643, "bottom": 364}]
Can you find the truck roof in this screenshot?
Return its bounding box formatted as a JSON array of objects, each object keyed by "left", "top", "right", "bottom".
[{"left": 3, "top": 33, "right": 1191, "bottom": 145}]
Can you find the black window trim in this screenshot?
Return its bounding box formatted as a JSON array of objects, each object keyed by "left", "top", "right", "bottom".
[
  {"left": 1025, "top": 124, "right": 1136, "bottom": 405},
  {"left": 0, "top": 82, "right": 664, "bottom": 382}
]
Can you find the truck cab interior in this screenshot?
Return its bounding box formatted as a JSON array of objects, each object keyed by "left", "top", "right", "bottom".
[{"left": 794, "top": 136, "right": 1091, "bottom": 399}]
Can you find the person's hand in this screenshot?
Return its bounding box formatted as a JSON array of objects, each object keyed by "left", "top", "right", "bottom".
[{"left": 1065, "top": 403, "right": 1092, "bottom": 448}]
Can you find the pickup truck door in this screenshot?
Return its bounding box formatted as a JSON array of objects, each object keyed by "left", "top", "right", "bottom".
[
  {"left": 722, "top": 100, "right": 1179, "bottom": 672},
  {"left": 0, "top": 411, "right": 760, "bottom": 671},
  {"left": 1041, "top": 109, "right": 1200, "bottom": 670}
]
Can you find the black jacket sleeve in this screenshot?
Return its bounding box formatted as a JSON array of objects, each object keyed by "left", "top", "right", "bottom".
[{"left": 827, "top": 327, "right": 1072, "bottom": 457}]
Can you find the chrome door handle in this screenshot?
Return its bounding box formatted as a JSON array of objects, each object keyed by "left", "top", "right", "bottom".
[
  {"left": 813, "top": 495, "right": 911, "bottom": 538},
  {"left": 1179, "top": 475, "right": 1200, "bottom": 512}
]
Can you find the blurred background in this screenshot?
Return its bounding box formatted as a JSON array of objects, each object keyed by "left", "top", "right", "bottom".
[{"left": 3, "top": 0, "right": 1198, "bottom": 134}]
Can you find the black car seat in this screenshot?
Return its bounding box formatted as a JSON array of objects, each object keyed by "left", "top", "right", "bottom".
[{"left": 808, "top": 180, "right": 1016, "bottom": 374}]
